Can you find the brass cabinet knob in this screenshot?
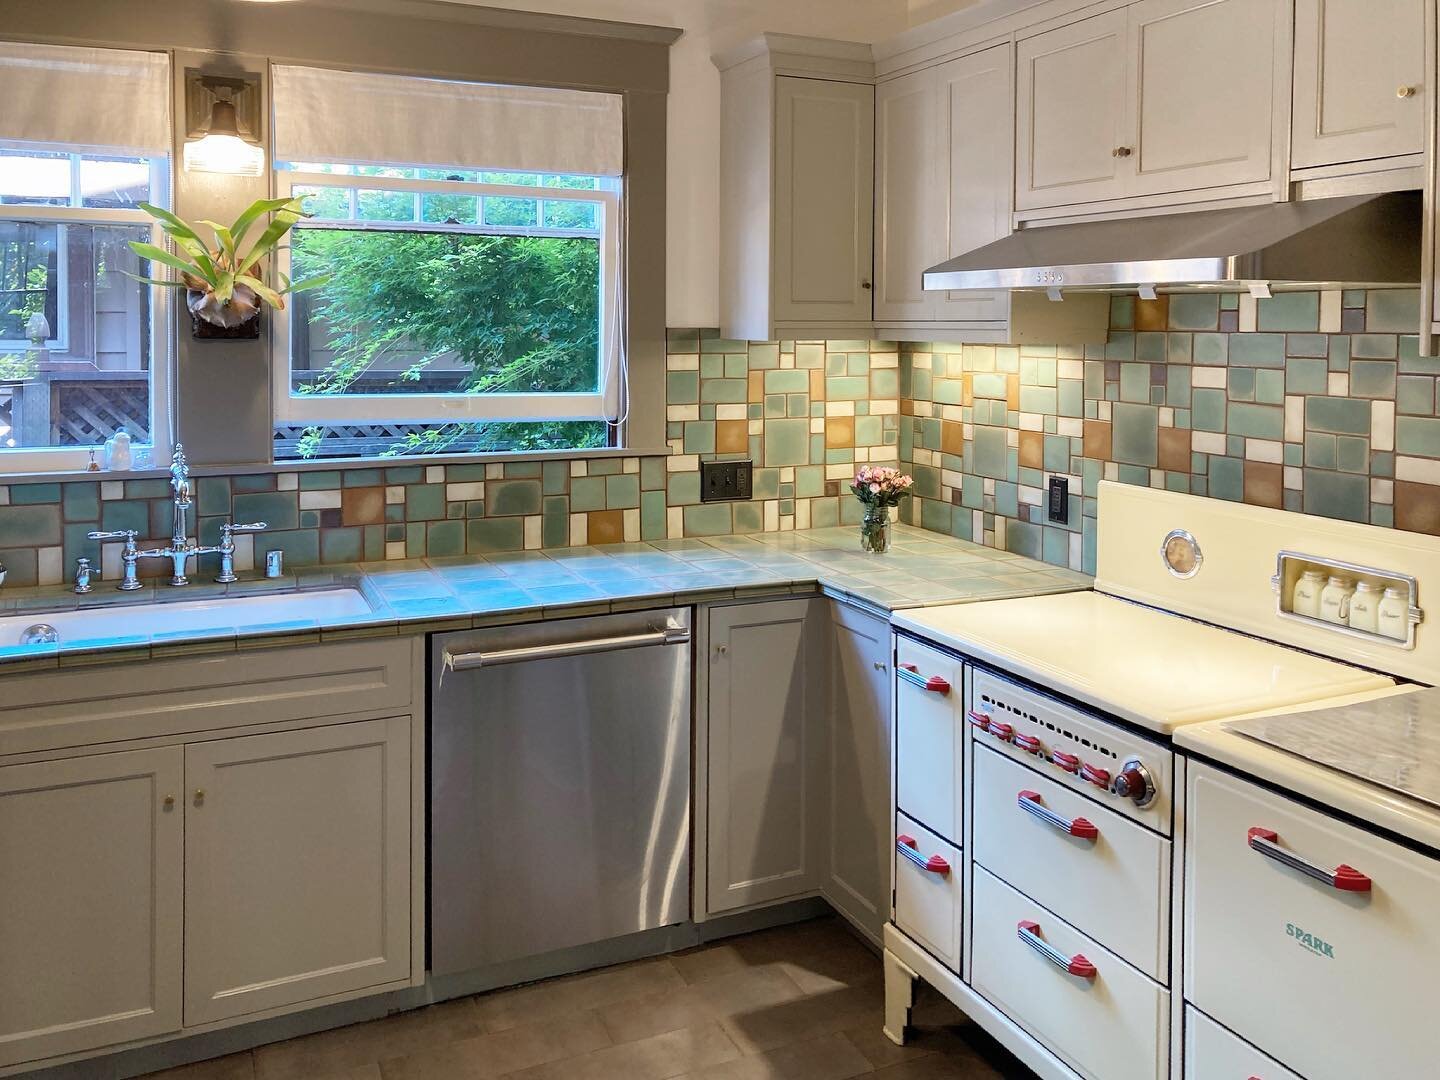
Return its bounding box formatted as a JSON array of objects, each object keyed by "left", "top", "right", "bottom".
[
  {"left": 1113, "top": 146, "right": 1133, "bottom": 158},
  {"left": 861, "top": 280, "right": 872, "bottom": 290},
  {"left": 194, "top": 789, "right": 205, "bottom": 805},
  {"left": 163, "top": 795, "right": 175, "bottom": 809},
  {"left": 1398, "top": 85, "right": 1418, "bottom": 98}
]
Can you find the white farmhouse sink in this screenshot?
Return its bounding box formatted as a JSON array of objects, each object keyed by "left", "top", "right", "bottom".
[{"left": 0, "top": 587, "right": 375, "bottom": 647}]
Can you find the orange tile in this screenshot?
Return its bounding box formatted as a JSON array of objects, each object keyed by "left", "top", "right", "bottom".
[
  {"left": 341, "top": 487, "right": 384, "bottom": 526},
  {"left": 747, "top": 371, "right": 764, "bottom": 403},
  {"left": 809, "top": 369, "right": 825, "bottom": 401},
  {"left": 716, "top": 420, "right": 748, "bottom": 454},
  {"left": 826, "top": 416, "right": 855, "bottom": 448},
  {"left": 1395, "top": 481, "right": 1440, "bottom": 536},
  {"left": 587, "top": 510, "right": 625, "bottom": 545},
  {"left": 1018, "top": 430, "right": 1043, "bottom": 470},
  {"left": 941, "top": 421, "right": 965, "bottom": 457},
  {"left": 1083, "top": 420, "right": 1112, "bottom": 461},
  {"left": 1006, "top": 375, "right": 1020, "bottom": 412},
  {"left": 962, "top": 373, "right": 973, "bottom": 407},
  {"left": 1243, "top": 461, "right": 1283, "bottom": 509},
  {"left": 1158, "top": 427, "right": 1190, "bottom": 472},
  {"left": 1134, "top": 295, "right": 1170, "bottom": 332}
]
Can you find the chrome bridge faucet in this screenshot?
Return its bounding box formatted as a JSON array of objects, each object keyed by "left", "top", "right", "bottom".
[{"left": 86, "top": 444, "right": 267, "bottom": 590}]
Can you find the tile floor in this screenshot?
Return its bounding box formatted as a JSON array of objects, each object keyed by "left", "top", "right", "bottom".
[{"left": 140, "top": 918, "right": 1031, "bottom": 1080}]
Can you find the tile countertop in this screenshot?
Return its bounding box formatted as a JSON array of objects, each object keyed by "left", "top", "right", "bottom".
[{"left": 0, "top": 525, "right": 1091, "bottom": 671}]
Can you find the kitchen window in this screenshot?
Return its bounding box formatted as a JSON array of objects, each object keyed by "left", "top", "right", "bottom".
[
  {"left": 0, "top": 45, "right": 171, "bottom": 471},
  {"left": 269, "top": 66, "right": 625, "bottom": 460}
]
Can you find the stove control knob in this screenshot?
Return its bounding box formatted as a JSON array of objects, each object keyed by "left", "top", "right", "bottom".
[{"left": 1110, "top": 757, "right": 1157, "bottom": 808}]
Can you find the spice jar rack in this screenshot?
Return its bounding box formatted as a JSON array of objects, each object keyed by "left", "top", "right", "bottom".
[{"left": 1271, "top": 550, "right": 1423, "bottom": 650}]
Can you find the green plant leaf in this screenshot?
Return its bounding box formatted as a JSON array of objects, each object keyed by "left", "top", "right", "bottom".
[
  {"left": 237, "top": 273, "right": 286, "bottom": 310},
  {"left": 237, "top": 199, "right": 305, "bottom": 274},
  {"left": 213, "top": 270, "right": 236, "bottom": 305},
  {"left": 136, "top": 202, "right": 217, "bottom": 278},
  {"left": 281, "top": 273, "right": 332, "bottom": 295},
  {"left": 198, "top": 220, "right": 237, "bottom": 261},
  {"left": 121, "top": 272, "right": 189, "bottom": 289},
  {"left": 229, "top": 197, "right": 302, "bottom": 251},
  {"left": 128, "top": 241, "right": 206, "bottom": 281}
]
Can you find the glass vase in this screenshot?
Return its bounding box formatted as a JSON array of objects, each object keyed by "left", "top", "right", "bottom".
[{"left": 860, "top": 507, "right": 891, "bottom": 554}]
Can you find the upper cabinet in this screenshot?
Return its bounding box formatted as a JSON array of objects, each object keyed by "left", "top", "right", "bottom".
[
  {"left": 1291, "top": 0, "right": 1427, "bottom": 171},
  {"left": 1017, "top": 0, "right": 1282, "bottom": 213},
  {"left": 875, "top": 66, "right": 940, "bottom": 322},
  {"left": 717, "top": 37, "right": 875, "bottom": 341}
]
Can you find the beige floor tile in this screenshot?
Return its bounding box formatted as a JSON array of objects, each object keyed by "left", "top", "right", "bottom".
[
  {"left": 379, "top": 1010, "right": 611, "bottom": 1079},
  {"left": 502, "top": 1020, "right": 742, "bottom": 1080},
  {"left": 678, "top": 1031, "right": 875, "bottom": 1079}
]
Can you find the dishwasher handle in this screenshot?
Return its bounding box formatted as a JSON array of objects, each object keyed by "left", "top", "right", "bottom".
[{"left": 444, "top": 624, "right": 691, "bottom": 671}]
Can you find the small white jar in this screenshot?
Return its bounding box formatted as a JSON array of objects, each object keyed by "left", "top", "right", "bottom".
[
  {"left": 1347, "top": 580, "right": 1382, "bottom": 634},
  {"left": 1377, "top": 586, "right": 1410, "bottom": 641},
  {"left": 1318, "top": 575, "right": 1355, "bottom": 625},
  {"left": 1291, "top": 569, "right": 1326, "bottom": 618}
]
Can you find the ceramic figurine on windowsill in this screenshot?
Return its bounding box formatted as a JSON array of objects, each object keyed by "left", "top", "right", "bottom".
[{"left": 850, "top": 466, "right": 914, "bottom": 554}]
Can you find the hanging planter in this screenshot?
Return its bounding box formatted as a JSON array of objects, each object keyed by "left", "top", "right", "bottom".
[{"left": 125, "top": 197, "right": 330, "bottom": 339}]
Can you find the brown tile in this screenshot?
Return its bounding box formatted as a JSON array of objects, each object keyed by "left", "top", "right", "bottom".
[
  {"left": 1243, "top": 461, "right": 1284, "bottom": 509},
  {"left": 810, "top": 369, "right": 826, "bottom": 401},
  {"left": 379, "top": 1010, "right": 611, "bottom": 1080},
  {"left": 504, "top": 1021, "right": 741, "bottom": 1080},
  {"left": 717, "top": 980, "right": 880, "bottom": 1055},
  {"left": 678, "top": 1031, "right": 874, "bottom": 1079},
  {"left": 342, "top": 487, "right": 384, "bottom": 526},
  {"left": 1018, "top": 431, "right": 1043, "bottom": 470},
  {"left": 940, "top": 421, "right": 964, "bottom": 458},
  {"left": 717, "top": 420, "right": 749, "bottom": 455},
  {"left": 597, "top": 983, "right": 719, "bottom": 1045},
  {"left": 586, "top": 509, "right": 625, "bottom": 545},
  {"left": 748, "top": 371, "right": 765, "bottom": 403},
  {"left": 473, "top": 957, "right": 686, "bottom": 1033},
  {"left": 1005, "top": 375, "right": 1020, "bottom": 412},
  {"left": 826, "top": 417, "right": 855, "bottom": 449},
  {"left": 1083, "top": 420, "right": 1112, "bottom": 461},
  {"left": 874, "top": 1056, "right": 996, "bottom": 1078},
  {"left": 254, "top": 999, "right": 481, "bottom": 1080},
  {"left": 1134, "top": 294, "right": 1169, "bottom": 332},
  {"left": 1395, "top": 481, "right": 1440, "bottom": 535},
  {"left": 1158, "top": 427, "right": 1190, "bottom": 472},
  {"left": 143, "top": 1054, "right": 256, "bottom": 1080}
]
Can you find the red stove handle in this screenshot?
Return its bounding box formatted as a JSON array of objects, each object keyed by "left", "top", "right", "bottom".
[
  {"left": 1247, "top": 828, "right": 1372, "bottom": 893},
  {"left": 988, "top": 719, "right": 1014, "bottom": 742},
  {"left": 1019, "top": 790, "right": 1099, "bottom": 840},
  {"left": 1050, "top": 749, "right": 1081, "bottom": 773},
  {"left": 1013, "top": 731, "right": 1042, "bottom": 754},
  {"left": 1081, "top": 762, "right": 1111, "bottom": 788},
  {"left": 1017, "top": 920, "right": 1097, "bottom": 979},
  {"left": 967, "top": 710, "right": 991, "bottom": 732},
  {"left": 897, "top": 663, "right": 951, "bottom": 695},
  {"left": 896, "top": 833, "right": 950, "bottom": 874}
]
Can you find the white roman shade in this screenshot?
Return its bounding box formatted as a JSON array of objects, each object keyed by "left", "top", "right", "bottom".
[
  {"left": 0, "top": 42, "right": 170, "bottom": 155},
  {"left": 272, "top": 65, "right": 624, "bottom": 177}
]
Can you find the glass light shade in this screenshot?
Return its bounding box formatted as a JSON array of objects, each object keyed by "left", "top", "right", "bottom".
[{"left": 184, "top": 132, "right": 265, "bottom": 176}]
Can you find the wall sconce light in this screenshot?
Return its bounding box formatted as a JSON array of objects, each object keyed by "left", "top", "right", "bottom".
[{"left": 183, "top": 73, "right": 264, "bottom": 176}]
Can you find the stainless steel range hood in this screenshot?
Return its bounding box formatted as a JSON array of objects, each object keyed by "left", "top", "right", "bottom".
[{"left": 923, "top": 192, "right": 1422, "bottom": 294}]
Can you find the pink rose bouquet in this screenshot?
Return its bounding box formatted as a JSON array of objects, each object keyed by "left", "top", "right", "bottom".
[{"left": 850, "top": 465, "right": 915, "bottom": 510}]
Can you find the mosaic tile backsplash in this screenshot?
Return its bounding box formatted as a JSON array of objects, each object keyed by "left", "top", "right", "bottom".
[
  {"left": 0, "top": 290, "right": 1434, "bottom": 587},
  {"left": 899, "top": 288, "right": 1437, "bottom": 575}
]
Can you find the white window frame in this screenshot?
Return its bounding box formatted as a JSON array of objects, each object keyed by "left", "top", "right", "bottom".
[
  {"left": 272, "top": 168, "right": 622, "bottom": 427},
  {"left": 0, "top": 157, "right": 172, "bottom": 473}
]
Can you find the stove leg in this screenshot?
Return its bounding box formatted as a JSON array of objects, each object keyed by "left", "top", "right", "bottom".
[{"left": 883, "top": 948, "right": 917, "bottom": 1046}]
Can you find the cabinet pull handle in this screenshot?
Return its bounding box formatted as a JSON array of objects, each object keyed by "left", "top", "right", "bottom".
[
  {"left": 897, "top": 663, "right": 950, "bottom": 694},
  {"left": 193, "top": 789, "right": 205, "bottom": 805},
  {"left": 162, "top": 794, "right": 175, "bottom": 809},
  {"left": 1112, "top": 146, "right": 1133, "bottom": 157},
  {"left": 896, "top": 834, "right": 950, "bottom": 874},
  {"left": 1247, "top": 827, "right": 1371, "bottom": 893},
  {"left": 1398, "top": 85, "right": 1418, "bottom": 98},
  {"left": 1019, "top": 790, "right": 1099, "bottom": 840},
  {"left": 1018, "top": 920, "right": 1096, "bottom": 979}
]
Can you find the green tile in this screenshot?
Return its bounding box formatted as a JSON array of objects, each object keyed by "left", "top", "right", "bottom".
[
  {"left": 764, "top": 369, "right": 808, "bottom": 394},
  {"left": 232, "top": 491, "right": 299, "bottom": 531},
  {"left": 1168, "top": 293, "right": 1220, "bottom": 331},
  {"left": 1257, "top": 292, "right": 1319, "bottom": 332},
  {"left": 100, "top": 500, "right": 148, "bottom": 536},
  {"left": 1335, "top": 435, "right": 1369, "bottom": 473},
  {"left": 466, "top": 517, "right": 524, "bottom": 553},
  {"left": 1285, "top": 358, "right": 1328, "bottom": 394},
  {"left": 640, "top": 457, "right": 666, "bottom": 492},
  {"left": 1229, "top": 334, "right": 1286, "bottom": 367},
  {"left": 640, "top": 490, "right": 666, "bottom": 540},
  {"left": 426, "top": 520, "right": 466, "bottom": 557},
  {"left": 62, "top": 481, "right": 100, "bottom": 523},
  {"left": 972, "top": 427, "right": 1008, "bottom": 479},
  {"left": 571, "top": 475, "right": 606, "bottom": 512},
  {"left": 487, "top": 479, "right": 542, "bottom": 517},
  {"left": 232, "top": 474, "right": 274, "bottom": 494},
  {"left": 1135, "top": 333, "right": 1166, "bottom": 364},
  {"left": 587, "top": 458, "right": 621, "bottom": 476},
  {"left": 1192, "top": 388, "right": 1227, "bottom": 432},
  {"left": 1350, "top": 359, "right": 1397, "bottom": 398},
  {"left": 320, "top": 527, "right": 363, "bottom": 564},
  {"left": 1366, "top": 289, "right": 1420, "bottom": 333},
  {"left": 1209, "top": 457, "right": 1243, "bottom": 501},
  {"left": 0, "top": 505, "right": 60, "bottom": 547},
  {"left": 406, "top": 484, "right": 445, "bottom": 521},
  {"left": 1397, "top": 375, "right": 1435, "bottom": 415},
  {"left": 196, "top": 476, "right": 231, "bottom": 517},
  {"left": 1110, "top": 295, "right": 1135, "bottom": 329},
  {"left": 682, "top": 503, "right": 732, "bottom": 536},
  {"left": 1111, "top": 402, "right": 1158, "bottom": 467},
  {"left": 701, "top": 378, "right": 747, "bottom": 404},
  {"left": 261, "top": 528, "right": 320, "bottom": 567},
  {"left": 1286, "top": 334, "right": 1328, "bottom": 358},
  {"left": 1193, "top": 333, "right": 1228, "bottom": 365},
  {"left": 1305, "top": 433, "right": 1337, "bottom": 469},
  {"left": 1227, "top": 402, "right": 1283, "bottom": 440},
  {"left": 666, "top": 370, "right": 699, "bottom": 404},
  {"left": 605, "top": 474, "right": 640, "bottom": 509},
  {"left": 1352, "top": 334, "right": 1398, "bottom": 359},
  {"left": 1306, "top": 397, "right": 1371, "bottom": 436},
  {"left": 1303, "top": 470, "right": 1368, "bottom": 523},
  {"left": 124, "top": 478, "right": 170, "bottom": 499},
  {"left": 763, "top": 418, "right": 811, "bottom": 467},
  {"left": 447, "top": 464, "right": 488, "bottom": 482},
  {"left": 1396, "top": 416, "right": 1440, "bottom": 456},
  {"left": 666, "top": 473, "right": 699, "bottom": 505},
  {"left": 385, "top": 466, "right": 423, "bottom": 484},
  {"left": 542, "top": 460, "right": 570, "bottom": 495},
  {"left": 342, "top": 468, "right": 383, "bottom": 487},
  {"left": 683, "top": 422, "right": 716, "bottom": 454},
  {"left": 11, "top": 482, "right": 60, "bottom": 505},
  {"left": 1255, "top": 369, "right": 1285, "bottom": 405},
  {"left": 299, "top": 470, "right": 342, "bottom": 490},
  {"left": 364, "top": 524, "right": 384, "bottom": 561},
  {"left": 1228, "top": 368, "right": 1255, "bottom": 401},
  {"left": 1119, "top": 364, "right": 1150, "bottom": 403}
]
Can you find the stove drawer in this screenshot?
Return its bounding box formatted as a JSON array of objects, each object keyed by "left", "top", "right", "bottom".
[
  {"left": 972, "top": 744, "right": 1170, "bottom": 982},
  {"left": 895, "top": 637, "right": 963, "bottom": 844},
  {"left": 1184, "top": 1007, "right": 1302, "bottom": 1080},
  {"left": 894, "top": 811, "right": 960, "bottom": 971},
  {"left": 1186, "top": 763, "right": 1440, "bottom": 1080},
  {"left": 972, "top": 866, "right": 1168, "bottom": 1080}
]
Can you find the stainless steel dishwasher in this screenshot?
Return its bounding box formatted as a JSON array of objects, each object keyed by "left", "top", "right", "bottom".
[{"left": 429, "top": 607, "right": 691, "bottom": 974}]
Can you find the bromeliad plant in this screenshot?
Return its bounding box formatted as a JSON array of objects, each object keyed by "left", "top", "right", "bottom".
[
  {"left": 850, "top": 466, "right": 914, "bottom": 554},
  {"left": 128, "top": 197, "right": 330, "bottom": 329}
]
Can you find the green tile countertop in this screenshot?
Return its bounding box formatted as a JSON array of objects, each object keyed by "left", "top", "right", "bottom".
[{"left": 0, "top": 526, "right": 1092, "bottom": 671}]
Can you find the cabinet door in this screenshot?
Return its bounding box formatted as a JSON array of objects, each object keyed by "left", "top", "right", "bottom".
[
  {"left": 823, "top": 604, "right": 892, "bottom": 943},
  {"left": 1292, "top": 0, "right": 1426, "bottom": 169},
  {"left": 875, "top": 67, "right": 940, "bottom": 322},
  {"left": 936, "top": 44, "right": 1013, "bottom": 322},
  {"left": 1127, "top": 0, "right": 1278, "bottom": 197},
  {"left": 184, "top": 718, "right": 411, "bottom": 1025},
  {"left": 707, "top": 599, "right": 820, "bottom": 913},
  {"left": 773, "top": 77, "right": 875, "bottom": 324},
  {"left": 1016, "top": 10, "right": 1130, "bottom": 210},
  {"left": 0, "top": 748, "right": 183, "bottom": 1068}
]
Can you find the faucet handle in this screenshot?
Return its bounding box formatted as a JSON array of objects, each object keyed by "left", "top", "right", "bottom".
[
  {"left": 222, "top": 521, "right": 268, "bottom": 534},
  {"left": 88, "top": 529, "right": 138, "bottom": 545}
]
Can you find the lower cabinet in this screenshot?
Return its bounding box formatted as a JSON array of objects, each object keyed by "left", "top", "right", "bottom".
[
  {"left": 0, "top": 714, "right": 413, "bottom": 1070},
  {"left": 0, "top": 748, "right": 184, "bottom": 1068}
]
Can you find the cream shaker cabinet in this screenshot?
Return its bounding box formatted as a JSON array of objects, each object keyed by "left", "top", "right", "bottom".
[
  {"left": 875, "top": 66, "right": 941, "bottom": 323},
  {"left": 1017, "top": 0, "right": 1279, "bottom": 212},
  {"left": 183, "top": 718, "right": 412, "bottom": 1026},
  {"left": 1291, "top": 0, "right": 1426, "bottom": 170},
  {"left": 0, "top": 749, "right": 184, "bottom": 1069}
]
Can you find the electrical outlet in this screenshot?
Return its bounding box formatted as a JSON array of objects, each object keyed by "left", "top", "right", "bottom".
[
  {"left": 701, "top": 460, "right": 753, "bottom": 502},
  {"left": 1047, "top": 476, "right": 1069, "bottom": 523}
]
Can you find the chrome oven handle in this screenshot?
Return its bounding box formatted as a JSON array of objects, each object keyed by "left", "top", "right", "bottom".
[
  {"left": 895, "top": 833, "right": 950, "bottom": 874},
  {"left": 445, "top": 625, "right": 690, "bottom": 670},
  {"left": 897, "top": 663, "right": 951, "bottom": 694},
  {"left": 1017, "top": 920, "right": 1096, "bottom": 979},
  {"left": 1018, "top": 790, "right": 1099, "bottom": 840},
  {"left": 1247, "top": 828, "right": 1372, "bottom": 893}
]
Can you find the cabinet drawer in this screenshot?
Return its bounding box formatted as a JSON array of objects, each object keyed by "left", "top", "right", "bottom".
[
  {"left": 1185, "top": 1006, "right": 1302, "bottom": 1080},
  {"left": 972, "top": 744, "right": 1170, "bottom": 981},
  {"left": 1186, "top": 763, "right": 1440, "bottom": 1080},
  {"left": 0, "top": 638, "right": 413, "bottom": 756},
  {"left": 894, "top": 811, "right": 960, "bottom": 972},
  {"left": 972, "top": 866, "right": 1168, "bottom": 1080},
  {"left": 894, "top": 637, "right": 963, "bottom": 843}
]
